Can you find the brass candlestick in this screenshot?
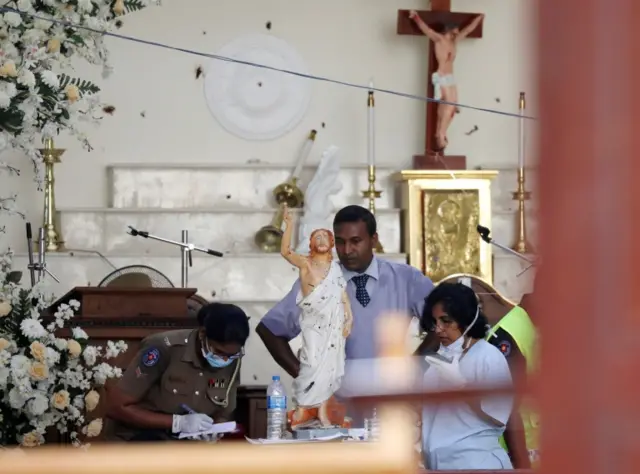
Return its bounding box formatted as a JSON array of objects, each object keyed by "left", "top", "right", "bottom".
[
  {"left": 512, "top": 167, "right": 533, "bottom": 253},
  {"left": 362, "top": 165, "right": 384, "bottom": 253},
  {"left": 38, "top": 138, "right": 65, "bottom": 252},
  {"left": 512, "top": 92, "right": 533, "bottom": 254}
]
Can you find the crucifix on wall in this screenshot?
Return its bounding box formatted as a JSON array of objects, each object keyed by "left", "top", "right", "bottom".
[{"left": 397, "top": 0, "right": 485, "bottom": 169}]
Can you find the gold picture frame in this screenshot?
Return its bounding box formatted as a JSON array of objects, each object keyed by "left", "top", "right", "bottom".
[{"left": 394, "top": 170, "right": 499, "bottom": 284}]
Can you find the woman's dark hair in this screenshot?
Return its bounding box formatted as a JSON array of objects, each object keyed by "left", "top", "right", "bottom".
[
  {"left": 421, "top": 282, "right": 488, "bottom": 339},
  {"left": 198, "top": 303, "right": 250, "bottom": 345}
]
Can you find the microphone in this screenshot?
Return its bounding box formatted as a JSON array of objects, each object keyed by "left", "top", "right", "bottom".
[
  {"left": 127, "top": 226, "right": 149, "bottom": 238},
  {"left": 25, "top": 223, "right": 36, "bottom": 287},
  {"left": 476, "top": 225, "right": 492, "bottom": 243}
]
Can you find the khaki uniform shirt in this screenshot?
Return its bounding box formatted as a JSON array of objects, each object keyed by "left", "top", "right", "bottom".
[{"left": 107, "top": 328, "right": 240, "bottom": 441}]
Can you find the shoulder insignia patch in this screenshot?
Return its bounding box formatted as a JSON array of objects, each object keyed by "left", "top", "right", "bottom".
[
  {"left": 142, "top": 347, "right": 160, "bottom": 367},
  {"left": 498, "top": 340, "right": 512, "bottom": 357}
]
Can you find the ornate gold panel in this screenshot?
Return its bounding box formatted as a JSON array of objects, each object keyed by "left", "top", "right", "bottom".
[{"left": 394, "top": 170, "right": 499, "bottom": 284}]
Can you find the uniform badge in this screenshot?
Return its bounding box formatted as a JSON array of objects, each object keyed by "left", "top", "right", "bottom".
[
  {"left": 164, "top": 336, "right": 171, "bottom": 346},
  {"left": 498, "top": 340, "right": 512, "bottom": 357},
  {"left": 142, "top": 347, "right": 160, "bottom": 367}
]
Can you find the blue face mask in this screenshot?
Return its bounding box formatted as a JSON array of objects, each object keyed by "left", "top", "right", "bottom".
[
  {"left": 203, "top": 350, "right": 234, "bottom": 368},
  {"left": 201, "top": 339, "right": 241, "bottom": 369}
]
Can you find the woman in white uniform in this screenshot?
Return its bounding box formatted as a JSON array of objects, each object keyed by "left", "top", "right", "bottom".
[{"left": 420, "top": 282, "right": 514, "bottom": 470}]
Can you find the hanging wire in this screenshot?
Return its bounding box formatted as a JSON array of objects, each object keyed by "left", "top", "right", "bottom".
[{"left": 0, "top": 6, "right": 537, "bottom": 122}]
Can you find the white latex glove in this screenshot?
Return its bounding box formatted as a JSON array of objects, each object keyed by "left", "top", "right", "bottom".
[
  {"left": 172, "top": 413, "right": 214, "bottom": 434},
  {"left": 424, "top": 355, "right": 467, "bottom": 388}
]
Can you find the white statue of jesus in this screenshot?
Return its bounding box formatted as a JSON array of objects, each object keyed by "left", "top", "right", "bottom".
[{"left": 281, "top": 204, "right": 352, "bottom": 429}]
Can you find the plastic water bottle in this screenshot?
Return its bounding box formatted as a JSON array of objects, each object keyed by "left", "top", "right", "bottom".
[
  {"left": 266, "top": 375, "right": 287, "bottom": 439},
  {"left": 367, "top": 408, "right": 380, "bottom": 441}
]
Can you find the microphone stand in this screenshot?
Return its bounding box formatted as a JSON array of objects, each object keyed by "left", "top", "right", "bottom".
[
  {"left": 127, "top": 226, "right": 224, "bottom": 288},
  {"left": 25, "top": 222, "right": 60, "bottom": 286},
  {"left": 476, "top": 225, "right": 536, "bottom": 274}
]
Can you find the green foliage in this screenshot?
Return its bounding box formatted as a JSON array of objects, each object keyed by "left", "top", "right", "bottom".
[{"left": 59, "top": 74, "right": 101, "bottom": 97}]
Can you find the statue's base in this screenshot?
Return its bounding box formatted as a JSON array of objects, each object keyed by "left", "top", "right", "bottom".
[
  {"left": 292, "top": 427, "right": 349, "bottom": 440},
  {"left": 413, "top": 154, "right": 467, "bottom": 170}
]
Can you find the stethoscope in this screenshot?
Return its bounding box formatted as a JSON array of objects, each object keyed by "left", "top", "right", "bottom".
[{"left": 207, "top": 355, "right": 242, "bottom": 408}]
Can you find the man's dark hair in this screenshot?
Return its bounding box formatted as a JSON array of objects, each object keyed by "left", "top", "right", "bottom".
[
  {"left": 442, "top": 23, "right": 459, "bottom": 33},
  {"left": 333, "top": 205, "right": 377, "bottom": 236},
  {"left": 199, "top": 303, "right": 250, "bottom": 345},
  {"left": 421, "top": 282, "right": 488, "bottom": 339}
]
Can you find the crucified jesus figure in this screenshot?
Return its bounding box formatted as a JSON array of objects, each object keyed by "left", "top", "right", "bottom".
[{"left": 409, "top": 10, "right": 485, "bottom": 151}]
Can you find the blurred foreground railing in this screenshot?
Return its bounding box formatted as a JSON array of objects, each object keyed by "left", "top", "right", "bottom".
[{"left": 0, "top": 316, "right": 534, "bottom": 474}]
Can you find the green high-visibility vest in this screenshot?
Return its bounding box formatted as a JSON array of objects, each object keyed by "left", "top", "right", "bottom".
[{"left": 487, "top": 306, "right": 540, "bottom": 463}]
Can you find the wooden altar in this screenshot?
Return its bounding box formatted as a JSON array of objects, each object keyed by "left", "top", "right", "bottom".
[{"left": 395, "top": 169, "right": 498, "bottom": 283}]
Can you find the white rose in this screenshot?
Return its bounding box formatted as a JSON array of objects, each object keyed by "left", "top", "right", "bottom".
[
  {"left": 72, "top": 327, "right": 88, "bottom": 340},
  {"left": 84, "top": 418, "right": 102, "bottom": 438},
  {"left": 20, "top": 431, "right": 43, "bottom": 448},
  {"left": 26, "top": 392, "right": 48, "bottom": 416},
  {"left": 8, "top": 387, "right": 26, "bottom": 409},
  {"left": 0, "top": 300, "right": 11, "bottom": 317},
  {"left": 82, "top": 346, "right": 97, "bottom": 366},
  {"left": 84, "top": 390, "right": 100, "bottom": 412},
  {"left": 67, "top": 340, "right": 81, "bottom": 359},
  {"left": 3, "top": 12, "right": 22, "bottom": 27}
]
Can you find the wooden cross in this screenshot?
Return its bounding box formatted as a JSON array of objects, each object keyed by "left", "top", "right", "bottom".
[{"left": 397, "top": 0, "right": 484, "bottom": 169}]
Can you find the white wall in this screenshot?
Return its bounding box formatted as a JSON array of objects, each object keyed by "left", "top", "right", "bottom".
[{"left": 0, "top": 0, "right": 536, "bottom": 251}]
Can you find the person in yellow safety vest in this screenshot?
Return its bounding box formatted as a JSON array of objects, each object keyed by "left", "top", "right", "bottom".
[
  {"left": 475, "top": 278, "right": 539, "bottom": 469},
  {"left": 439, "top": 274, "right": 538, "bottom": 469}
]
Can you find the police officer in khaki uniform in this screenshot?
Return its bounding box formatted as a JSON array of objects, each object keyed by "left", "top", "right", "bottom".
[{"left": 106, "top": 302, "right": 250, "bottom": 441}]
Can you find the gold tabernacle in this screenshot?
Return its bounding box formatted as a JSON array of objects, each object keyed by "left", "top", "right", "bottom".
[{"left": 395, "top": 170, "right": 498, "bottom": 283}]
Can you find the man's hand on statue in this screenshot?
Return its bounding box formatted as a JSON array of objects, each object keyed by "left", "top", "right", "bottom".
[{"left": 283, "top": 204, "right": 292, "bottom": 226}]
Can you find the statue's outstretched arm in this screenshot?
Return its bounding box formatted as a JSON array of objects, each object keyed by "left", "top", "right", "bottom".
[
  {"left": 409, "top": 10, "right": 442, "bottom": 42},
  {"left": 457, "top": 13, "right": 485, "bottom": 40},
  {"left": 281, "top": 204, "right": 307, "bottom": 268}
]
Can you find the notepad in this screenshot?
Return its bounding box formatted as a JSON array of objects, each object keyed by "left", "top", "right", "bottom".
[{"left": 178, "top": 421, "right": 238, "bottom": 440}]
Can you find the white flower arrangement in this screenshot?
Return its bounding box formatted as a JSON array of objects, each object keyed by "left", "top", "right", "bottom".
[
  {"left": 0, "top": 250, "right": 128, "bottom": 447},
  {"left": 0, "top": 0, "right": 160, "bottom": 232}
]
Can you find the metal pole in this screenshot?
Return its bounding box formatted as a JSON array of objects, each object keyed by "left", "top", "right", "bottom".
[
  {"left": 181, "top": 230, "right": 188, "bottom": 288},
  {"left": 37, "top": 227, "right": 45, "bottom": 282}
]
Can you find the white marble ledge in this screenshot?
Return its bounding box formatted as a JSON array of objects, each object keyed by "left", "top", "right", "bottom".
[
  {"left": 58, "top": 207, "right": 402, "bottom": 255},
  {"left": 108, "top": 164, "right": 401, "bottom": 210},
  {"left": 107, "top": 163, "right": 536, "bottom": 214}
]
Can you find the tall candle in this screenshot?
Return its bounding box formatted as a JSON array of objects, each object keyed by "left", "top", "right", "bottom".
[
  {"left": 518, "top": 92, "right": 526, "bottom": 169},
  {"left": 292, "top": 129, "right": 317, "bottom": 181},
  {"left": 368, "top": 79, "right": 375, "bottom": 167}
]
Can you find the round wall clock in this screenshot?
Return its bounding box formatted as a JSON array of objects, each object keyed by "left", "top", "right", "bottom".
[{"left": 204, "top": 34, "right": 311, "bottom": 141}]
